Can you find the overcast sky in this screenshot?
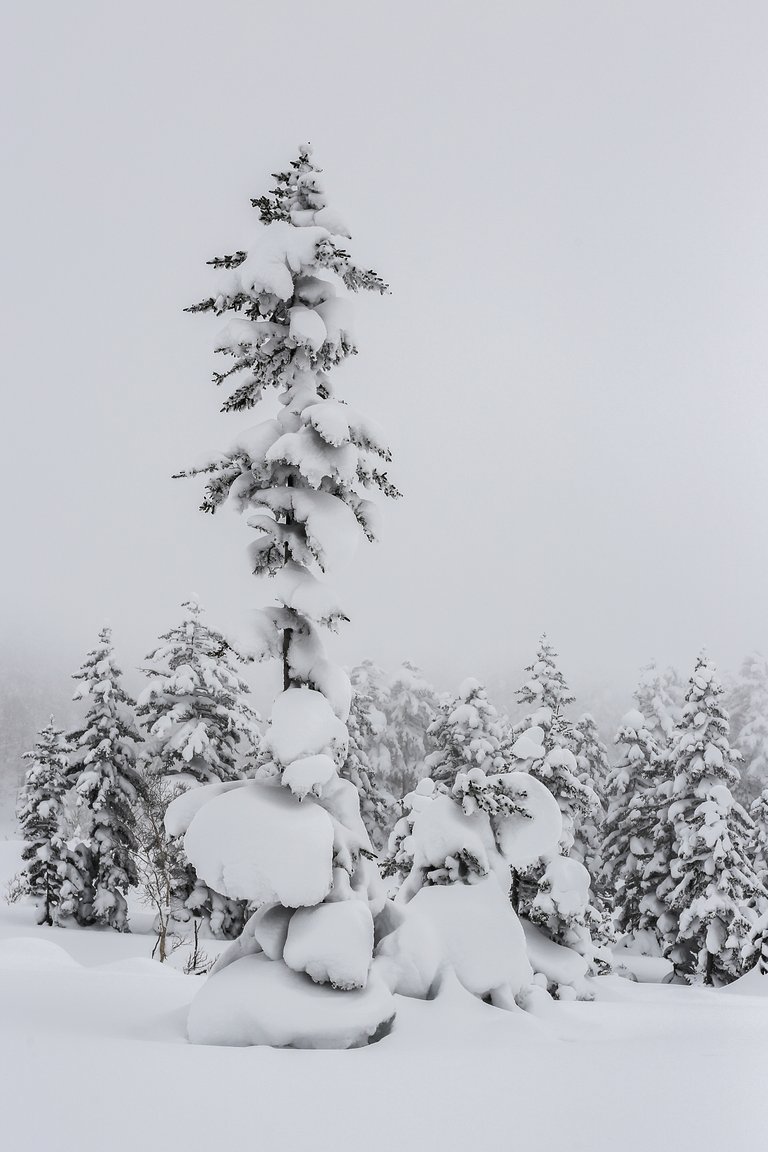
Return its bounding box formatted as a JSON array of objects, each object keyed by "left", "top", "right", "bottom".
[{"left": 2, "top": 1, "right": 767, "bottom": 706}]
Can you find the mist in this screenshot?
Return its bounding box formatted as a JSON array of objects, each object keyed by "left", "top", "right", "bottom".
[{"left": 2, "top": 0, "right": 767, "bottom": 724}]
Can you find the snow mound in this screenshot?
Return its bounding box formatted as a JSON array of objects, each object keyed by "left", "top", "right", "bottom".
[
  {"left": 494, "top": 771, "right": 562, "bottom": 869},
  {"left": 183, "top": 781, "right": 335, "bottom": 907},
  {"left": 611, "top": 949, "right": 674, "bottom": 984},
  {"left": 511, "top": 726, "right": 546, "bottom": 762},
  {"left": 187, "top": 952, "right": 395, "bottom": 1048},
  {"left": 387, "top": 877, "right": 533, "bottom": 1000},
  {"left": 0, "top": 937, "right": 81, "bottom": 972},
  {"left": 164, "top": 779, "right": 246, "bottom": 839},
  {"left": 266, "top": 687, "right": 348, "bottom": 765},
  {"left": 521, "top": 920, "right": 588, "bottom": 990},
  {"left": 98, "top": 958, "right": 184, "bottom": 978},
  {"left": 283, "top": 901, "right": 374, "bottom": 990},
  {"left": 282, "top": 753, "right": 337, "bottom": 799},
  {"left": 721, "top": 965, "right": 768, "bottom": 996}
]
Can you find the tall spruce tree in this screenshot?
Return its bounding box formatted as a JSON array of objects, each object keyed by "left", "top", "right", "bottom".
[
  {"left": 17, "top": 718, "right": 71, "bottom": 925},
  {"left": 67, "top": 628, "right": 143, "bottom": 931},
  {"left": 175, "top": 145, "right": 399, "bottom": 1047},
  {"left": 660, "top": 654, "right": 763, "bottom": 984}
]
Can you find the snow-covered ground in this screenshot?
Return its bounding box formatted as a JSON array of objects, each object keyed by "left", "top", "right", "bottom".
[{"left": 1, "top": 839, "right": 766, "bottom": 1152}]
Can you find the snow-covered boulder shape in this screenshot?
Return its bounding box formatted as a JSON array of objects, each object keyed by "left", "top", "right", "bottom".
[
  {"left": 284, "top": 902, "right": 374, "bottom": 990},
  {"left": 187, "top": 953, "right": 395, "bottom": 1048},
  {"left": 177, "top": 780, "right": 335, "bottom": 907},
  {"left": 492, "top": 771, "right": 563, "bottom": 869},
  {"left": 266, "top": 687, "right": 348, "bottom": 764},
  {"left": 522, "top": 920, "right": 589, "bottom": 997},
  {"left": 380, "top": 877, "right": 533, "bottom": 1001},
  {"left": 383, "top": 770, "right": 562, "bottom": 1008}
]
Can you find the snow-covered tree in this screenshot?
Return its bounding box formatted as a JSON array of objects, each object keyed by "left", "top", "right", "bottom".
[
  {"left": 634, "top": 661, "right": 682, "bottom": 748},
  {"left": 601, "top": 710, "right": 663, "bottom": 945},
  {"left": 728, "top": 652, "right": 768, "bottom": 805},
  {"left": 750, "top": 789, "right": 768, "bottom": 882},
  {"left": 379, "top": 662, "right": 439, "bottom": 799},
  {"left": 514, "top": 635, "right": 574, "bottom": 748},
  {"left": 174, "top": 145, "right": 400, "bottom": 1048},
  {"left": 66, "top": 628, "right": 143, "bottom": 931},
  {"left": 341, "top": 680, "right": 393, "bottom": 851},
  {"left": 660, "top": 655, "right": 763, "bottom": 984},
  {"left": 512, "top": 639, "right": 600, "bottom": 855},
  {"left": 510, "top": 640, "right": 605, "bottom": 973},
  {"left": 138, "top": 598, "right": 261, "bottom": 784},
  {"left": 134, "top": 771, "right": 188, "bottom": 961},
  {"left": 379, "top": 767, "right": 565, "bottom": 1005},
  {"left": 570, "top": 713, "right": 609, "bottom": 883},
  {"left": 137, "top": 598, "right": 263, "bottom": 937},
  {"left": 17, "top": 718, "right": 71, "bottom": 925},
  {"left": 425, "top": 678, "right": 510, "bottom": 787}
]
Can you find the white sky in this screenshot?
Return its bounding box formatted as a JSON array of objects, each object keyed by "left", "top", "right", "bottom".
[{"left": 2, "top": 0, "right": 768, "bottom": 703}]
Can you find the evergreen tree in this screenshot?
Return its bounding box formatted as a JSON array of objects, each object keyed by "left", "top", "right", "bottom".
[
  {"left": 425, "top": 678, "right": 510, "bottom": 788},
  {"left": 634, "top": 661, "right": 682, "bottom": 748},
  {"left": 570, "top": 713, "right": 609, "bottom": 883},
  {"left": 139, "top": 597, "right": 261, "bottom": 784},
  {"left": 510, "top": 639, "right": 605, "bottom": 969},
  {"left": 514, "top": 635, "right": 575, "bottom": 749},
  {"left": 137, "top": 600, "right": 263, "bottom": 938},
  {"left": 660, "top": 654, "right": 763, "bottom": 984},
  {"left": 513, "top": 638, "right": 599, "bottom": 855},
  {"left": 380, "top": 662, "right": 439, "bottom": 799},
  {"left": 17, "top": 718, "right": 71, "bottom": 925},
  {"left": 177, "top": 145, "right": 398, "bottom": 1047},
  {"left": 729, "top": 652, "right": 768, "bottom": 805},
  {"left": 341, "top": 680, "right": 393, "bottom": 851},
  {"left": 750, "top": 788, "right": 768, "bottom": 882},
  {"left": 601, "top": 710, "right": 663, "bottom": 945},
  {"left": 66, "top": 628, "right": 143, "bottom": 931}
]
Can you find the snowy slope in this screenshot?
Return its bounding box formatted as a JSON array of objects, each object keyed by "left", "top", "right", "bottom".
[{"left": 1, "top": 842, "right": 767, "bottom": 1152}]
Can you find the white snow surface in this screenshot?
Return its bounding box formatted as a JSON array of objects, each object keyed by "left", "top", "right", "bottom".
[
  {"left": 187, "top": 952, "right": 394, "bottom": 1048},
  {"left": 183, "top": 781, "right": 335, "bottom": 907},
  {"left": 3, "top": 841, "right": 768, "bottom": 1150}
]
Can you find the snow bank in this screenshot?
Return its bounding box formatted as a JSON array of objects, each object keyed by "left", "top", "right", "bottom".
[
  {"left": 0, "top": 937, "right": 81, "bottom": 972},
  {"left": 183, "top": 781, "right": 335, "bottom": 907},
  {"left": 187, "top": 952, "right": 395, "bottom": 1048},
  {"left": 612, "top": 949, "right": 674, "bottom": 984},
  {"left": 721, "top": 965, "right": 768, "bottom": 996}
]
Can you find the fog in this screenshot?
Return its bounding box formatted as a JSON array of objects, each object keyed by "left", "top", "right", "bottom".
[{"left": 2, "top": 1, "right": 768, "bottom": 716}]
